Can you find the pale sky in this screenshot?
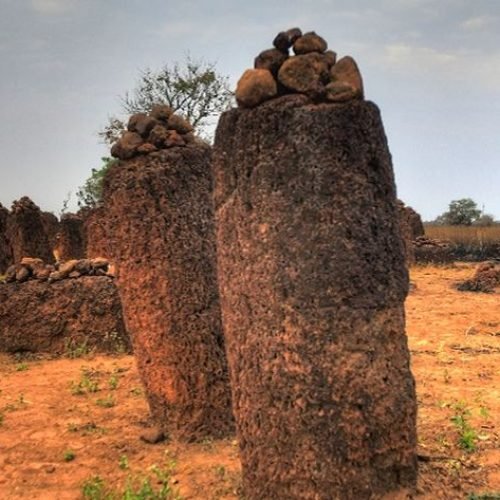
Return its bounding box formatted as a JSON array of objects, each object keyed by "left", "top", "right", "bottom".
[{"left": 0, "top": 0, "right": 499, "bottom": 220}]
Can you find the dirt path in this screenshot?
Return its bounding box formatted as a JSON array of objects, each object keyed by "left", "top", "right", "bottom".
[
  {"left": 0, "top": 263, "right": 498, "bottom": 499},
  {"left": 407, "top": 264, "right": 500, "bottom": 498}
]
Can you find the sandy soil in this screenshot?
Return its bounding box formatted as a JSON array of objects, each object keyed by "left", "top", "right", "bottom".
[{"left": 0, "top": 263, "right": 498, "bottom": 499}]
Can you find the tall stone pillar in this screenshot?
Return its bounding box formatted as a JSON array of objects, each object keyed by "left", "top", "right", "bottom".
[
  {"left": 102, "top": 108, "right": 233, "bottom": 441},
  {"left": 213, "top": 95, "right": 418, "bottom": 498}
]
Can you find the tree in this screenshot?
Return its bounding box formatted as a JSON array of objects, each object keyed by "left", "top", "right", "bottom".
[
  {"left": 436, "top": 198, "right": 481, "bottom": 226},
  {"left": 76, "top": 157, "right": 117, "bottom": 209},
  {"left": 78, "top": 58, "right": 232, "bottom": 210},
  {"left": 473, "top": 213, "right": 496, "bottom": 227},
  {"left": 99, "top": 56, "right": 233, "bottom": 144}
]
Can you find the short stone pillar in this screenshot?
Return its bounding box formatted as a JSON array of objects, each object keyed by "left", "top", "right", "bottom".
[
  {"left": 7, "top": 197, "right": 53, "bottom": 264},
  {"left": 102, "top": 109, "right": 233, "bottom": 441},
  {"left": 213, "top": 95, "right": 418, "bottom": 498}
]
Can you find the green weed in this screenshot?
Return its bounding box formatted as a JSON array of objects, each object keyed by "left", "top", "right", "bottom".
[
  {"left": 82, "top": 475, "right": 107, "bottom": 499},
  {"left": 70, "top": 369, "right": 100, "bottom": 395},
  {"left": 109, "top": 374, "right": 119, "bottom": 390},
  {"left": 96, "top": 396, "right": 115, "bottom": 408},
  {"left": 64, "top": 338, "right": 92, "bottom": 359},
  {"left": 479, "top": 406, "right": 490, "bottom": 419},
  {"left": 82, "top": 462, "right": 181, "bottom": 500},
  {"left": 450, "top": 402, "right": 478, "bottom": 452},
  {"left": 119, "top": 455, "right": 129, "bottom": 470},
  {"left": 63, "top": 450, "right": 76, "bottom": 462}
]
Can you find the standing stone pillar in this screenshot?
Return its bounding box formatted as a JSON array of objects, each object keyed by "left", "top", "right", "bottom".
[
  {"left": 42, "top": 211, "right": 60, "bottom": 253},
  {"left": 83, "top": 207, "right": 110, "bottom": 260},
  {"left": 54, "top": 213, "right": 85, "bottom": 261},
  {"left": 0, "top": 203, "right": 13, "bottom": 273},
  {"left": 397, "top": 200, "right": 416, "bottom": 267},
  {"left": 7, "top": 197, "right": 53, "bottom": 264},
  {"left": 213, "top": 96, "right": 418, "bottom": 498},
  {"left": 397, "top": 200, "right": 425, "bottom": 268},
  {"left": 102, "top": 109, "right": 233, "bottom": 441}
]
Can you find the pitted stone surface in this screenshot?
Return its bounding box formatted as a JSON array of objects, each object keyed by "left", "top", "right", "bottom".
[
  {"left": 213, "top": 96, "right": 418, "bottom": 499},
  {"left": 0, "top": 276, "right": 129, "bottom": 354},
  {"left": 54, "top": 213, "right": 85, "bottom": 261},
  {"left": 235, "top": 28, "right": 364, "bottom": 108},
  {"left": 102, "top": 145, "right": 233, "bottom": 442},
  {"left": 7, "top": 197, "right": 53, "bottom": 264}
]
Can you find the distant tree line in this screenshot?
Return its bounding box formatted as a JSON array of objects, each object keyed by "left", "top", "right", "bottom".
[{"left": 429, "top": 198, "right": 498, "bottom": 226}]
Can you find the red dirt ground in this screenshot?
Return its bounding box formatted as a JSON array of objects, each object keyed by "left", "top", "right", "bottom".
[{"left": 0, "top": 263, "right": 499, "bottom": 499}]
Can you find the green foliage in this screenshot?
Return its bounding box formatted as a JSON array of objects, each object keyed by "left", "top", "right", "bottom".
[
  {"left": 95, "top": 395, "right": 115, "bottom": 408},
  {"left": 82, "top": 463, "right": 181, "bottom": 500},
  {"left": 64, "top": 338, "right": 93, "bottom": 359},
  {"left": 82, "top": 476, "right": 108, "bottom": 499},
  {"left": 450, "top": 402, "right": 478, "bottom": 452},
  {"left": 109, "top": 374, "right": 119, "bottom": 390},
  {"left": 435, "top": 198, "right": 482, "bottom": 226},
  {"left": 15, "top": 363, "right": 29, "bottom": 372},
  {"left": 60, "top": 191, "right": 72, "bottom": 217},
  {"left": 63, "top": 449, "right": 76, "bottom": 462},
  {"left": 473, "top": 214, "right": 496, "bottom": 227},
  {"left": 99, "top": 56, "right": 232, "bottom": 145},
  {"left": 70, "top": 369, "right": 100, "bottom": 396},
  {"left": 76, "top": 157, "right": 117, "bottom": 209},
  {"left": 479, "top": 406, "right": 490, "bottom": 419},
  {"left": 119, "top": 455, "right": 129, "bottom": 470}
]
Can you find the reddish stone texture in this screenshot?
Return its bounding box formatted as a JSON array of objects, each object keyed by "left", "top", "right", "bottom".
[
  {"left": 7, "top": 197, "right": 54, "bottom": 264},
  {"left": 413, "top": 236, "right": 454, "bottom": 264},
  {"left": 397, "top": 201, "right": 425, "bottom": 266},
  {"left": 407, "top": 206, "right": 425, "bottom": 239},
  {"left": 456, "top": 261, "right": 500, "bottom": 293},
  {"left": 102, "top": 145, "right": 233, "bottom": 441},
  {"left": 397, "top": 200, "right": 425, "bottom": 267},
  {"left": 0, "top": 277, "right": 130, "bottom": 354},
  {"left": 0, "top": 203, "right": 13, "bottom": 273},
  {"left": 41, "top": 211, "right": 60, "bottom": 254},
  {"left": 83, "top": 207, "right": 111, "bottom": 260},
  {"left": 213, "top": 95, "right": 418, "bottom": 499},
  {"left": 236, "top": 28, "right": 363, "bottom": 108},
  {"left": 54, "top": 213, "right": 86, "bottom": 261}
]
